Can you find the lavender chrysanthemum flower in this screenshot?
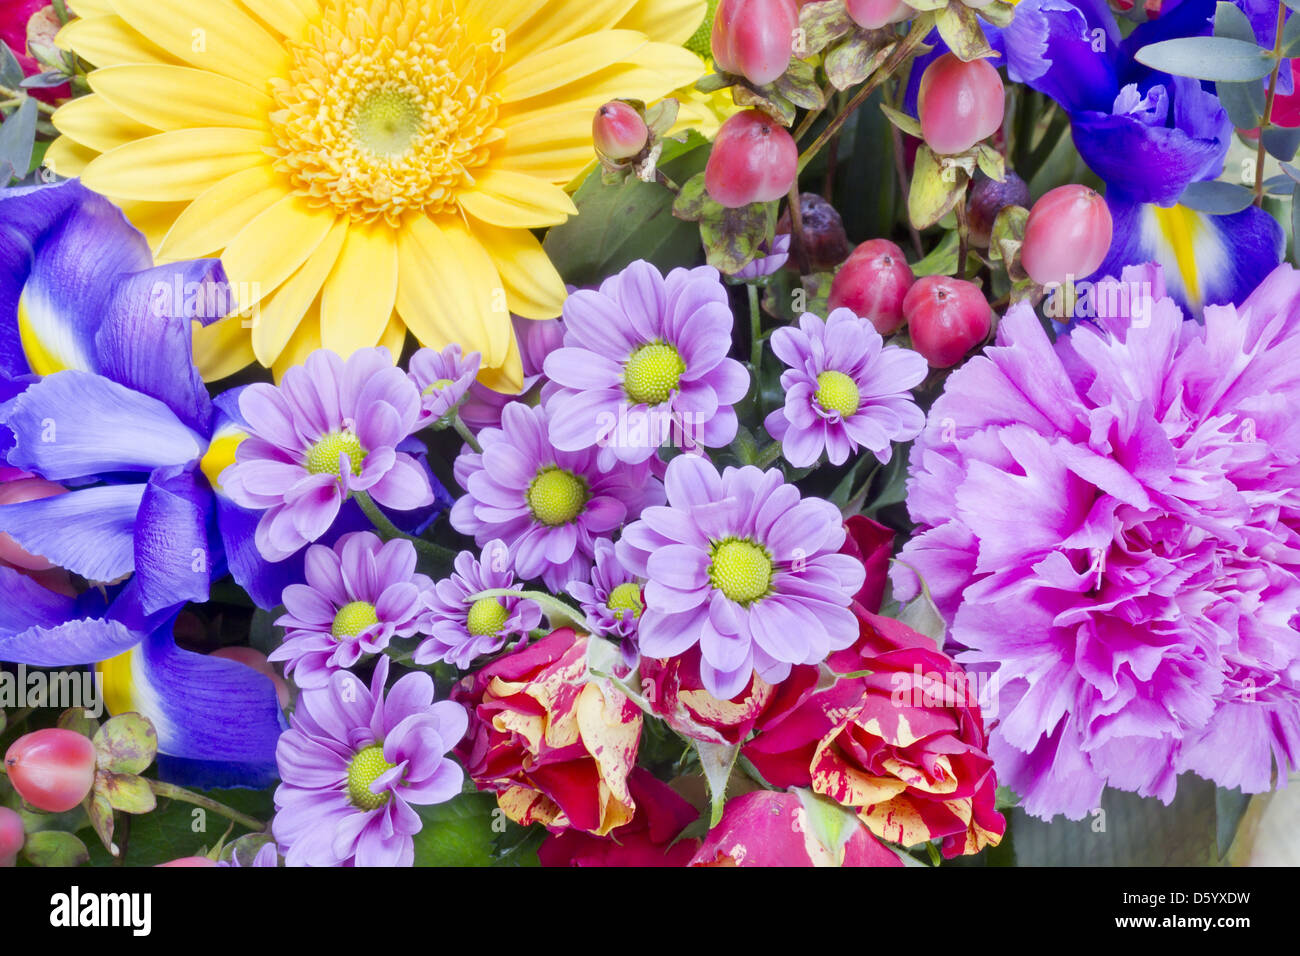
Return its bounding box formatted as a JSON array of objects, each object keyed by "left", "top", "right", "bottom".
[
  {"left": 451, "top": 402, "right": 665, "bottom": 590},
  {"left": 460, "top": 315, "right": 565, "bottom": 432},
  {"left": 408, "top": 344, "right": 481, "bottom": 429},
  {"left": 894, "top": 263, "right": 1300, "bottom": 821},
  {"left": 568, "top": 538, "right": 644, "bottom": 667},
  {"left": 617, "top": 454, "right": 866, "bottom": 700},
  {"left": 221, "top": 348, "right": 434, "bottom": 561},
  {"left": 764, "top": 309, "right": 927, "bottom": 467},
  {"left": 269, "top": 532, "right": 432, "bottom": 689},
  {"left": 273, "top": 657, "right": 467, "bottom": 867},
  {"left": 732, "top": 232, "right": 791, "bottom": 281},
  {"left": 414, "top": 540, "right": 542, "bottom": 669},
  {"left": 542, "top": 261, "right": 749, "bottom": 467}
]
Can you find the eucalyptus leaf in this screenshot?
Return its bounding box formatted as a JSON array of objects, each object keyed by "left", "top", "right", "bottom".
[
  {"left": 1283, "top": 10, "right": 1300, "bottom": 57},
  {"left": 1216, "top": 78, "right": 1266, "bottom": 129},
  {"left": 0, "top": 41, "right": 22, "bottom": 88},
  {"left": 1214, "top": 787, "right": 1252, "bottom": 860},
  {"left": 1262, "top": 124, "right": 1300, "bottom": 163},
  {"left": 0, "top": 96, "right": 38, "bottom": 185},
  {"left": 1213, "top": 0, "right": 1257, "bottom": 43},
  {"left": 1177, "top": 179, "right": 1254, "bottom": 215},
  {"left": 1134, "top": 36, "right": 1275, "bottom": 83}
]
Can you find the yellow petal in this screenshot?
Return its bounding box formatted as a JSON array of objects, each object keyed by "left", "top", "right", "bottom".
[
  {"left": 476, "top": 330, "right": 525, "bottom": 394},
  {"left": 108, "top": 0, "right": 288, "bottom": 88},
  {"left": 506, "top": 47, "right": 706, "bottom": 116},
  {"left": 271, "top": 302, "right": 322, "bottom": 382},
  {"left": 378, "top": 312, "right": 409, "bottom": 360},
  {"left": 395, "top": 215, "right": 502, "bottom": 363},
  {"left": 458, "top": 168, "right": 577, "bottom": 229},
  {"left": 251, "top": 216, "right": 347, "bottom": 365},
  {"left": 159, "top": 166, "right": 289, "bottom": 260},
  {"left": 234, "top": 0, "right": 318, "bottom": 42},
  {"left": 496, "top": 31, "right": 653, "bottom": 102},
  {"left": 89, "top": 64, "right": 272, "bottom": 131},
  {"left": 43, "top": 136, "right": 97, "bottom": 178},
  {"left": 463, "top": 0, "right": 548, "bottom": 38},
  {"left": 57, "top": 14, "right": 187, "bottom": 67},
  {"left": 52, "top": 94, "right": 159, "bottom": 152},
  {"left": 616, "top": 0, "right": 708, "bottom": 44},
  {"left": 116, "top": 199, "right": 190, "bottom": 251},
  {"left": 498, "top": 109, "right": 598, "bottom": 184},
  {"left": 220, "top": 194, "right": 338, "bottom": 309},
  {"left": 500, "top": 0, "right": 639, "bottom": 68},
  {"left": 68, "top": 0, "right": 114, "bottom": 16},
  {"left": 83, "top": 128, "right": 274, "bottom": 202},
  {"left": 193, "top": 313, "right": 255, "bottom": 382},
  {"left": 320, "top": 222, "right": 398, "bottom": 354},
  {"left": 467, "top": 219, "right": 567, "bottom": 319}
]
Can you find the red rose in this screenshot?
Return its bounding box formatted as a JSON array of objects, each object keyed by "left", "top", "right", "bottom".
[
  {"left": 538, "top": 769, "right": 700, "bottom": 867},
  {"left": 839, "top": 514, "right": 894, "bottom": 613},
  {"left": 454, "top": 629, "right": 642, "bottom": 836},
  {"left": 743, "top": 606, "right": 1005, "bottom": 858},
  {"left": 639, "top": 646, "right": 776, "bottom": 745},
  {"left": 689, "top": 790, "right": 903, "bottom": 867}
]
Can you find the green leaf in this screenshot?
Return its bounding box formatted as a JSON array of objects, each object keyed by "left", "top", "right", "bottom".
[
  {"left": 910, "top": 229, "right": 961, "bottom": 276},
  {"left": 825, "top": 33, "right": 894, "bottom": 91},
  {"left": 93, "top": 712, "right": 158, "bottom": 775},
  {"left": 909, "top": 145, "right": 970, "bottom": 230},
  {"left": 412, "top": 791, "right": 505, "bottom": 867},
  {"left": 0, "top": 97, "right": 38, "bottom": 185},
  {"left": 935, "top": 3, "right": 996, "bottom": 61},
  {"left": 99, "top": 772, "right": 157, "bottom": 815},
  {"left": 989, "top": 203, "right": 1028, "bottom": 266},
  {"left": 896, "top": 585, "right": 946, "bottom": 649},
  {"left": 0, "top": 41, "right": 23, "bottom": 87},
  {"left": 1177, "top": 179, "right": 1254, "bottom": 215},
  {"left": 23, "top": 830, "right": 89, "bottom": 867},
  {"left": 700, "top": 199, "right": 779, "bottom": 275},
  {"left": 1290, "top": 181, "right": 1300, "bottom": 267},
  {"left": 1217, "top": 78, "right": 1267, "bottom": 129},
  {"left": 793, "top": 788, "right": 863, "bottom": 865},
  {"left": 974, "top": 143, "right": 1005, "bottom": 182},
  {"left": 696, "top": 741, "right": 739, "bottom": 827},
  {"left": 977, "top": 1, "right": 1017, "bottom": 27},
  {"left": 1213, "top": 1, "right": 1257, "bottom": 43},
  {"left": 1283, "top": 10, "right": 1300, "bottom": 57},
  {"left": 772, "top": 57, "right": 824, "bottom": 111},
  {"left": 543, "top": 135, "right": 710, "bottom": 286},
  {"left": 797, "top": 0, "right": 857, "bottom": 56},
  {"left": 1262, "top": 125, "right": 1300, "bottom": 163},
  {"left": 1134, "top": 36, "right": 1275, "bottom": 82},
  {"left": 879, "top": 101, "right": 922, "bottom": 139},
  {"left": 1215, "top": 787, "right": 1252, "bottom": 860}
]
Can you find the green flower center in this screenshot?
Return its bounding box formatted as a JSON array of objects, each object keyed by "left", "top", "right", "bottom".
[
  {"left": 623, "top": 342, "right": 686, "bottom": 406},
  {"left": 466, "top": 597, "right": 510, "bottom": 636},
  {"left": 346, "top": 743, "right": 395, "bottom": 810},
  {"left": 814, "top": 370, "right": 861, "bottom": 418},
  {"left": 607, "top": 582, "right": 644, "bottom": 621},
  {"left": 526, "top": 466, "right": 589, "bottom": 527},
  {"left": 306, "top": 430, "right": 368, "bottom": 477},
  {"left": 352, "top": 88, "right": 423, "bottom": 158},
  {"left": 708, "top": 538, "right": 773, "bottom": 605},
  {"left": 422, "top": 377, "right": 455, "bottom": 397},
  {"left": 332, "top": 600, "right": 379, "bottom": 639}
]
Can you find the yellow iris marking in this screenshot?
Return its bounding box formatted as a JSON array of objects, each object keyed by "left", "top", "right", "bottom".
[
  {"left": 200, "top": 429, "right": 247, "bottom": 495},
  {"left": 1151, "top": 204, "right": 1202, "bottom": 309},
  {"left": 97, "top": 650, "right": 137, "bottom": 718},
  {"left": 17, "top": 296, "right": 74, "bottom": 376}
]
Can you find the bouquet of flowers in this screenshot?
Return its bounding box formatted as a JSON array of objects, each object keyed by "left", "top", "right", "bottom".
[{"left": 0, "top": 0, "right": 1297, "bottom": 870}]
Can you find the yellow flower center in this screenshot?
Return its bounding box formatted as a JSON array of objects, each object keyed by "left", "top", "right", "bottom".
[
  {"left": 606, "top": 582, "right": 643, "bottom": 620},
  {"left": 624, "top": 342, "right": 686, "bottom": 406},
  {"left": 332, "top": 600, "right": 379, "bottom": 638},
  {"left": 708, "top": 539, "right": 773, "bottom": 605},
  {"left": 268, "top": 0, "right": 503, "bottom": 225},
  {"left": 346, "top": 743, "right": 395, "bottom": 810},
  {"left": 526, "top": 466, "right": 589, "bottom": 527},
  {"left": 466, "top": 597, "right": 510, "bottom": 636},
  {"left": 306, "top": 431, "right": 368, "bottom": 477},
  {"left": 814, "top": 370, "right": 861, "bottom": 418},
  {"left": 422, "top": 377, "right": 455, "bottom": 397}
]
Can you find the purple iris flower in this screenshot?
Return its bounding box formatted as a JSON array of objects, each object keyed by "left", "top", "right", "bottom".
[{"left": 273, "top": 656, "right": 467, "bottom": 867}]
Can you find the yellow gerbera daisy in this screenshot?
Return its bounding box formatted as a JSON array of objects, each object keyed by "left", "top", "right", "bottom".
[{"left": 46, "top": 0, "right": 707, "bottom": 390}]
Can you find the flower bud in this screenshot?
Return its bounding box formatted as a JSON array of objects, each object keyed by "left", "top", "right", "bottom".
[
  {"left": 902, "top": 275, "right": 992, "bottom": 368},
  {"left": 917, "top": 53, "right": 1005, "bottom": 155},
  {"left": 705, "top": 109, "right": 798, "bottom": 208},
  {"left": 711, "top": 0, "right": 800, "bottom": 87},
  {"left": 1021, "top": 184, "right": 1114, "bottom": 286},
  {"left": 828, "top": 239, "right": 916, "bottom": 334},
  {"left": 593, "top": 101, "right": 649, "bottom": 160},
  {"left": 4, "top": 728, "right": 97, "bottom": 814}
]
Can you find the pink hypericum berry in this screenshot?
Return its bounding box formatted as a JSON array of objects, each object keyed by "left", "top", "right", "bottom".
[
  {"left": 4, "top": 728, "right": 97, "bottom": 814},
  {"left": 593, "top": 101, "right": 649, "bottom": 160},
  {"left": 917, "top": 53, "right": 1005, "bottom": 155},
  {"left": 1020, "top": 184, "right": 1114, "bottom": 286},
  {"left": 711, "top": 0, "right": 800, "bottom": 86},
  {"left": 828, "top": 239, "right": 916, "bottom": 335},
  {"left": 0, "top": 807, "right": 24, "bottom": 867},
  {"left": 705, "top": 109, "right": 798, "bottom": 208},
  {"left": 902, "top": 275, "right": 993, "bottom": 368},
  {"left": 845, "top": 0, "right": 914, "bottom": 29}
]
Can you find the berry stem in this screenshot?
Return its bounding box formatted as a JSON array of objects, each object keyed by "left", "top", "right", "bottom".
[
  {"left": 786, "top": 180, "right": 812, "bottom": 274},
  {"left": 148, "top": 780, "right": 265, "bottom": 832},
  {"left": 747, "top": 282, "right": 764, "bottom": 371},
  {"left": 1255, "top": 0, "right": 1286, "bottom": 207}
]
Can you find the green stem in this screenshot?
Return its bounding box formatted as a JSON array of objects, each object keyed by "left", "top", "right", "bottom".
[
  {"left": 841, "top": 463, "right": 881, "bottom": 518},
  {"left": 1256, "top": 1, "right": 1287, "bottom": 207},
  {"left": 148, "top": 780, "right": 265, "bottom": 832},
  {"left": 452, "top": 412, "right": 482, "bottom": 453},
  {"left": 754, "top": 441, "right": 784, "bottom": 469},
  {"left": 0, "top": 85, "right": 57, "bottom": 116},
  {"left": 796, "top": 17, "right": 932, "bottom": 175},
  {"left": 747, "top": 283, "right": 763, "bottom": 371},
  {"left": 354, "top": 491, "right": 456, "bottom": 561}
]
